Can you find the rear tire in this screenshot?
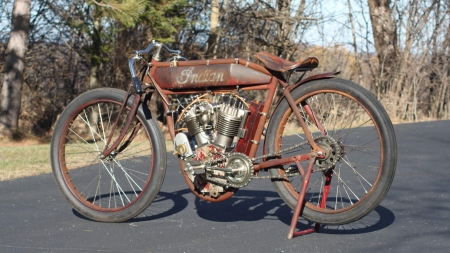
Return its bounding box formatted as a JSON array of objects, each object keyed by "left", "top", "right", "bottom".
[
  {"left": 51, "top": 88, "right": 166, "bottom": 222},
  {"left": 265, "top": 78, "right": 396, "bottom": 225}
]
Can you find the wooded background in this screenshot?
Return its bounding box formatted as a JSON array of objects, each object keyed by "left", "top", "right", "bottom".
[{"left": 0, "top": 0, "right": 449, "bottom": 140}]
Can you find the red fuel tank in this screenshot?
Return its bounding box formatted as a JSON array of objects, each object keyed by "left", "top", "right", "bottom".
[{"left": 151, "top": 61, "right": 272, "bottom": 90}]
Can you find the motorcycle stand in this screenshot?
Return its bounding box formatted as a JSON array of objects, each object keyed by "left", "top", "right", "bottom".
[{"left": 287, "top": 160, "right": 333, "bottom": 239}]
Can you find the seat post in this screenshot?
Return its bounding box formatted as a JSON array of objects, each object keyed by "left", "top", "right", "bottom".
[
  {"left": 294, "top": 71, "right": 307, "bottom": 84},
  {"left": 285, "top": 71, "right": 293, "bottom": 83}
]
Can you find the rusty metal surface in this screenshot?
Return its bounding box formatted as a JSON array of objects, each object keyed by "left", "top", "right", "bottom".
[
  {"left": 236, "top": 101, "right": 265, "bottom": 156},
  {"left": 151, "top": 64, "right": 272, "bottom": 90},
  {"left": 161, "top": 58, "right": 271, "bottom": 75},
  {"left": 291, "top": 71, "right": 339, "bottom": 90},
  {"left": 101, "top": 93, "right": 140, "bottom": 158},
  {"left": 264, "top": 72, "right": 339, "bottom": 139},
  {"left": 160, "top": 87, "right": 237, "bottom": 95},
  {"left": 237, "top": 59, "right": 272, "bottom": 75},
  {"left": 254, "top": 51, "right": 319, "bottom": 72},
  {"left": 157, "top": 84, "right": 271, "bottom": 95},
  {"left": 177, "top": 58, "right": 235, "bottom": 66},
  {"left": 288, "top": 157, "right": 316, "bottom": 239},
  {"left": 257, "top": 154, "right": 312, "bottom": 170},
  {"left": 247, "top": 78, "right": 279, "bottom": 158},
  {"left": 281, "top": 87, "right": 323, "bottom": 153}
]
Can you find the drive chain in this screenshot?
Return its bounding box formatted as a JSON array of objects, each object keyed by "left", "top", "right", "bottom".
[{"left": 204, "top": 139, "right": 331, "bottom": 187}]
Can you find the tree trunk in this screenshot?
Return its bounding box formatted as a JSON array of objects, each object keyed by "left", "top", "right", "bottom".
[
  {"left": 367, "top": 0, "right": 398, "bottom": 94},
  {"left": 207, "top": 0, "right": 220, "bottom": 59},
  {"left": 0, "top": 0, "right": 32, "bottom": 138},
  {"left": 347, "top": 0, "right": 363, "bottom": 84},
  {"left": 89, "top": 18, "right": 101, "bottom": 90},
  {"left": 276, "top": 0, "right": 293, "bottom": 57}
]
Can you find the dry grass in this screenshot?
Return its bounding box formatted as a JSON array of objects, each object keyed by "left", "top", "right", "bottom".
[
  {"left": 0, "top": 142, "right": 51, "bottom": 181},
  {"left": 0, "top": 139, "right": 174, "bottom": 181}
]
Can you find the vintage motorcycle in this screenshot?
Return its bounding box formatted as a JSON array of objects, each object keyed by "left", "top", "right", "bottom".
[{"left": 50, "top": 42, "right": 397, "bottom": 237}]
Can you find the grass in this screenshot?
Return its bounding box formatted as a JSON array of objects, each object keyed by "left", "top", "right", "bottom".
[
  {"left": 0, "top": 140, "right": 174, "bottom": 182},
  {"left": 0, "top": 143, "right": 51, "bottom": 181}
]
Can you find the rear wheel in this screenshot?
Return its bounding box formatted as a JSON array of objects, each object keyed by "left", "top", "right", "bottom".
[
  {"left": 265, "top": 78, "right": 396, "bottom": 225},
  {"left": 51, "top": 88, "right": 166, "bottom": 222}
]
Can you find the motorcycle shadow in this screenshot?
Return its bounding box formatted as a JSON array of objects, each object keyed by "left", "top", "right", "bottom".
[
  {"left": 72, "top": 189, "right": 191, "bottom": 223},
  {"left": 194, "top": 189, "right": 396, "bottom": 235},
  {"left": 73, "top": 188, "right": 395, "bottom": 234}
]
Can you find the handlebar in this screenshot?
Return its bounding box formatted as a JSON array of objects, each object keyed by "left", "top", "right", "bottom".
[
  {"left": 134, "top": 42, "right": 181, "bottom": 59},
  {"left": 128, "top": 41, "right": 183, "bottom": 93}
]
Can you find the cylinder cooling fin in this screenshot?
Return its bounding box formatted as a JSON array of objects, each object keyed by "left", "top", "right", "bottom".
[
  {"left": 174, "top": 93, "right": 249, "bottom": 150},
  {"left": 185, "top": 114, "right": 202, "bottom": 136},
  {"left": 216, "top": 110, "right": 242, "bottom": 136}
]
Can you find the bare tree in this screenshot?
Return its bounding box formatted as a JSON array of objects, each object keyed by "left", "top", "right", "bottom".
[
  {"left": 0, "top": 0, "right": 31, "bottom": 139},
  {"left": 206, "top": 0, "right": 220, "bottom": 58},
  {"left": 367, "top": 0, "right": 398, "bottom": 95}
]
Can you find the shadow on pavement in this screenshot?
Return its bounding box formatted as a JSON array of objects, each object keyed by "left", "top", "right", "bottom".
[
  {"left": 195, "top": 189, "right": 396, "bottom": 235},
  {"left": 73, "top": 188, "right": 395, "bottom": 235},
  {"left": 72, "top": 189, "right": 191, "bottom": 222}
]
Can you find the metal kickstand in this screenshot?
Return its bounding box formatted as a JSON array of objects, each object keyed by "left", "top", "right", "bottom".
[{"left": 287, "top": 158, "right": 333, "bottom": 239}]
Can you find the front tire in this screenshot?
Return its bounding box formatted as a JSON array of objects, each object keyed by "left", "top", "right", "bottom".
[
  {"left": 50, "top": 88, "right": 166, "bottom": 222},
  {"left": 265, "top": 78, "right": 397, "bottom": 225}
]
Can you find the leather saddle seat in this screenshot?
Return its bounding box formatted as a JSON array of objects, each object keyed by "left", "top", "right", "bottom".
[{"left": 254, "top": 52, "right": 319, "bottom": 73}]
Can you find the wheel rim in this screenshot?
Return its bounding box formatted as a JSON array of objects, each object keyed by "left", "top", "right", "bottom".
[
  {"left": 58, "top": 99, "right": 154, "bottom": 212},
  {"left": 275, "top": 90, "right": 384, "bottom": 214}
]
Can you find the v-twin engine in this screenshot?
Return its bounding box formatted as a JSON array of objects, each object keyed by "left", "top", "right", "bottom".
[
  {"left": 174, "top": 94, "right": 249, "bottom": 156},
  {"left": 173, "top": 94, "right": 254, "bottom": 197}
]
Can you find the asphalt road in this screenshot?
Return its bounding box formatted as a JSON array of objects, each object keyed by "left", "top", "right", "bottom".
[{"left": 1, "top": 120, "right": 449, "bottom": 253}]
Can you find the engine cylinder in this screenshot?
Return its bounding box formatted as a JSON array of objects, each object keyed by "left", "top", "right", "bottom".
[
  {"left": 185, "top": 115, "right": 201, "bottom": 136},
  {"left": 185, "top": 114, "right": 210, "bottom": 147},
  {"left": 213, "top": 111, "right": 242, "bottom": 148},
  {"left": 216, "top": 111, "right": 241, "bottom": 137}
]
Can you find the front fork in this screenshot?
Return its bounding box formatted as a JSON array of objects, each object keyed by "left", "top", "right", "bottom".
[
  {"left": 100, "top": 60, "right": 155, "bottom": 158},
  {"left": 101, "top": 85, "right": 151, "bottom": 158}
]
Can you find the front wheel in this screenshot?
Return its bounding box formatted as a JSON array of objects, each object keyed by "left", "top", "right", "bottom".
[
  {"left": 265, "top": 78, "right": 397, "bottom": 225},
  {"left": 50, "top": 88, "right": 167, "bottom": 222}
]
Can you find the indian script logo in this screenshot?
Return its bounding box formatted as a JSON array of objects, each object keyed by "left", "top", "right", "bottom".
[{"left": 176, "top": 67, "right": 224, "bottom": 84}]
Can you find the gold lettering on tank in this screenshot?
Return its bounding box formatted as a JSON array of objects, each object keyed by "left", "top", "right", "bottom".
[{"left": 176, "top": 67, "right": 224, "bottom": 84}]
